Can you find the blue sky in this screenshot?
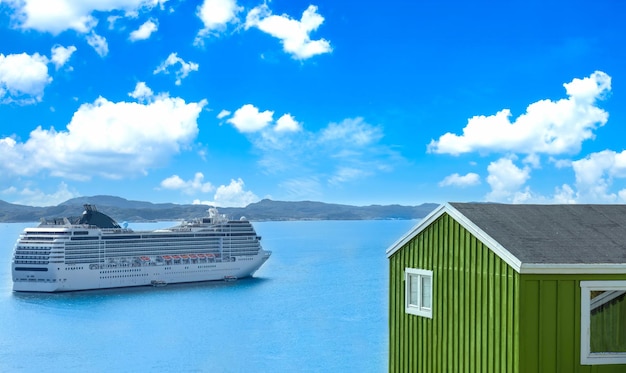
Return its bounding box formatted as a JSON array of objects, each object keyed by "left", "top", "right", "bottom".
[{"left": 0, "top": 0, "right": 625, "bottom": 207}]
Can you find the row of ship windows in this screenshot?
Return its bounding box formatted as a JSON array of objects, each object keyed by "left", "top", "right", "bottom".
[
  {"left": 20, "top": 235, "right": 255, "bottom": 245},
  {"left": 99, "top": 242, "right": 255, "bottom": 250},
  {"left": 158, "top": 269, "right": 220, "bottom": 275},
  {"left": 25, "top": 230, "right": 255, "bottom": 237},
  {"left": 66, "top": 267, "right": 83, "bottom": 270},
  {"left": 160, "top": 265, "right": 217, "bottom": 270},
  {"left": 15, "top": 253, "right": 52, "bottom": 257},
  {"left": 64, "top": 239, "right": 256, "bottom": 247},
  {"left": 96, "top": 234, "right": 256, "bottom": 242},
  {"left": 65, "top": 260, "right": 100, "bottom": 264},
  {"left": 95, "top": 269, "right": 243, "bottom": 281},
  {"left": 40, "top": 249, "right": 255, "bottom": 258},
  {"left": 64, "top": 243, "right": 233, "bottom": 250},
  {"left": 103, "top": 245, "right": 258, "bottom": 252},
  {"left": 16, "top": 254, "right": 66, "bottom": 259},
  {"left": 64, "top": 252, "right": 255, "bottom": 259},
  {"left": 25, "top": 231, "right": 70, "bottom": 235},
  {"left": 103, "top": 234, "right": 256, "bottom": 239},
  {"left": 63, "top": 246, "right": 227, "bottom": 253},
  {"left": 89, "top": 246, "right": 253, "bottom": 251},
  {"left": 100, "top": 269, "right": 142, "bottom": 274},
  {"left": 66, "top": 247, "right": 257, "bottom": 254},
  {"left": 20, "top": 236, "right": 55, "bottom": 240},
  {"left": 100, "top": 274, "right": 148, "bottom": 279},
  {"left": 17, "top": 254, "right": 254, "bottom": 264},
  {"left": 14, "top": 256, "right": 49, "bottom": 260},
  {"left": 63, "top": 248, "right": 258, "bottom": 255},
  {"left": 15, "top": 254, "right": 61, "bottom": 258},
  {"left": 15, "top": 247, "right": 51, "bottom": 251}
]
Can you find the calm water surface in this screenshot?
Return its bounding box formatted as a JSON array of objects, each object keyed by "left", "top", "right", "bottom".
[{"left": 0, "top": 219, "right": 415, "bottom": 373}]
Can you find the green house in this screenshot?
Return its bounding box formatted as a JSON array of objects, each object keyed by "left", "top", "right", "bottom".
[{"left": 386, "top": 203, "right": 626, "bottom": 373}]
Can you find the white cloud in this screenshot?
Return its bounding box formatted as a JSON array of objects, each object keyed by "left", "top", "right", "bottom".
[
  {"left": 129, "top": 19, "right": 158, "bottom": 41},
  {"left": 227, "top": 104, "right": 274, "bottom": 133},
  {"left": 212, "top": 178, "right": 258, "bottom": 207},
  {"left": 485, "top": 157, "right": 531, "bottom": 202},
  {"left": 564, "top": 72, "right": 611, "bottom": 103},
  {"left": 523, "top": 153, "right": 541, "bottom": 168},
  {"left": 328, "top": 167, "right": 370, "bottom": 185},
  {"left": 428, "top": 71, "right": 611, "bottom": 156},
  {"left": 279, "top": 177, "right": 322, "bottom": 200},
  {"left": 439, "top": 172, "right": 480, "bottom": 187},
  {"left": 265, "top": 116, "right": 398, "bottom": 187},
  {"left": 225, "top": 111, "right": 399, "bottom": 190},
  {"left": 128, "top": 81, "right": 154, "bottom": 101},
  {"left": 194, "top": 0, "right": 242, "bottom": 44},
  {"left": 553, "top": 184, "right": 577, "bottom": 204},
  {"left": 5, "top": 0, "right": 167, "bottom": 34},
  {"left": 86, "top": 32, "right": 109, "bottom": 57},
  {"left": 160, "top": 172, "right": 214, "bottom": 194},
  {"left": 245, "top": 4, "right": 332, "bottom": 60},
  {"left": 50, "top": 45, "right": 77, "bottom": 69},
  {"left": 5, "top": 1, "right": 167, "bottom": 56},
  {"left": 275, "top": 113, "right": 301, "bottom": 132},
  {"left": 225, "top": 104, "right": 302, "bottom": 134},
  {"left": 552, "top": 158, "right": 572, "bottom": 169},
  {"left": 569, "top": 149, "right": 626, "bottom": 203},
  {"left": 154, "top": 53, "right": 199, "bottom": 85},
  {"left": 319, "top": 117, "right": 383, "bottom": 147},
  {"left": 2, "top": 182, "right": 79, "bottom": 207},
  {"left": 0, "top": 91, "right": 207, "bottom": 180},
  {"left": 107, "top": 15, "right": 122, "bottom": 29},
  {"left": 193, "top": 178, "right": 258, "bottom": 207},
  {"left": 619, "top": 189, "right": 626, "bottom": 203},
  {"left": 0, "top": 52, "right": 51, "bottom": 104},
  {"left": 217, "top": 109, "right": 231, "bottom": 119}
]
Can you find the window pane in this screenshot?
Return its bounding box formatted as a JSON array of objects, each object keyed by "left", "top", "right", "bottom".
[
  {"left": 421, "top": 275, "right": 431, "bottom": 309},
  {"left": 590, "top": 290, "right": 626, "bottom": 353},
  {"left": 409, "top": 275, "right": 419, "bottom": 306}
]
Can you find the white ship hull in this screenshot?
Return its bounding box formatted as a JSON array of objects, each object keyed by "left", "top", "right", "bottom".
[
  {"left": 11, "top": 205, "right": 271, "bottom": 293},
  {"left": 13, "top": 252, "right": 270, "bottom": 292}
]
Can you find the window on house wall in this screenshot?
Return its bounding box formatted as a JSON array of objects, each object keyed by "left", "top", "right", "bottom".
[
  {"left": 580, "top": 280, "right": 626, "bottom": 365},
  {"left": 405, "top": 268, "right": 432, "bottom": 318}
]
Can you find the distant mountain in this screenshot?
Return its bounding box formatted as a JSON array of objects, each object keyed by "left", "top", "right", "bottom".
[
  {"left": 221, "top": 199, "right": 437, "bottom": 221},
  {"left": 0, "top": 195, "right": 438, "bottom": 223}
]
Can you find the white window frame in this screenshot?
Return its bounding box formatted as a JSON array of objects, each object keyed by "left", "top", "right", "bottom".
[
  {"left": 580, "top": 280, "right": 626, "bottom": 365},
  {"left": 405, "top": 268, "right": 433, "bottom": 318}
]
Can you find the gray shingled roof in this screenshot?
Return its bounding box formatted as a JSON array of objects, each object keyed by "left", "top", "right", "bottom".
[{"left": 450, "top": 203, "right": 626, "bottom": 264}]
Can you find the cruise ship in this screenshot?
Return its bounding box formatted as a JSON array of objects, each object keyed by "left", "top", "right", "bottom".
[{"left": 12, "top": 204, "right": 271, "bottom": 292}]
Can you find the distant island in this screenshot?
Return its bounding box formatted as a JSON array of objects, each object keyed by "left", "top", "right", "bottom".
[{"left": 0, "top": 195, "right": 438, "bottom": 223}]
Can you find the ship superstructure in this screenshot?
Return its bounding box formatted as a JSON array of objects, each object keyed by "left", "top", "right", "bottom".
[{"left": 12, "top": 204, "right": 271, "bottom": 292}]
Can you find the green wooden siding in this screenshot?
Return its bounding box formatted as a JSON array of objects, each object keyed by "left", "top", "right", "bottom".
[
  {"left": 389, "top": 213, "right": 520, "bottom": 373},
  {"left": 519, "top": 275, "right": 626, "bottom": 373}
]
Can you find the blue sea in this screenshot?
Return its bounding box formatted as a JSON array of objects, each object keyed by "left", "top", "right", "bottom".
[{"left": 0, "top": 219, "right": 415, "bottom": 373}]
